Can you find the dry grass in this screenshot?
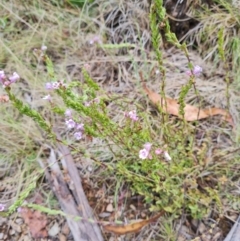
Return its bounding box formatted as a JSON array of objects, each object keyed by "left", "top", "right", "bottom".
[{"left": 1, "top": 0, "right": 240, "bottom": 240}]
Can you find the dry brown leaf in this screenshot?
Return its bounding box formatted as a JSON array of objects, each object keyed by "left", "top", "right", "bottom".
[
  {"left": 19, "top": 207, "right": 48, "bottom": 238},
  {"left": 103, "top": 211, "right": 164, "bottom": 235},
  {"left": 143, "top": 84, "right": 233, "bottom": 125}
]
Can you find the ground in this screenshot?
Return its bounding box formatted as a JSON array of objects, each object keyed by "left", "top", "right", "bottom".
[{"left": 0, "top": 0, "right": 240, "bottom": 241}]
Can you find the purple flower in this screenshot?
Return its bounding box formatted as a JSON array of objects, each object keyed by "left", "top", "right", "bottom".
[
  {"left": 139, "top": 143, "right": 152, "bottom": 160},
  {"left": 0, "top": 204, "right": 5, "bottom": 212},
  {"left": 45, "top": 81, "right": 60, "bottom": 90},
  {"left": 65, "top": 109, "right": 72, "bottom": 117},
  {"left": 45, "top": 82, "right": 53, "bottom": 90},
  {"left": 76, "top": 123, "right": 84, "bottom": 131},
  {"left": 186, "top": 65, "right": 202, "bottom": 77},
  {"left": 74, "top": 131, "right": 83, "bottom": 140},
  {"left": 17, "top": 207, "right": 22, "bottom": 213},
  {"left": 65, "top": 119, "right": 76, "bottom": 129},
  {"left": 9, "top": 72, "right": 20, "bottom": 83}
]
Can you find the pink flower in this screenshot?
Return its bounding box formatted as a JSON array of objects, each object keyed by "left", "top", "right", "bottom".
[
  {"left": 65, "top": 119, "right": 76, "bottom": 129},
  {"left": 9, "top": 72, "right": 20, "bottom": 83},
  {"left": 0, "top": 204, "right": 5, "bottom": 212},
  {"left": 52, "top": 82, "right": 60, "bottom": 89},
  {"left": 125, "top": 110, "right": 138, "bottom": 122},
  {"left": 144, "top": 143, "right": 152, "bottom": 152},
  {"left": 155, "top": 148, "right": 163, "bottom": 155},
  {"left": 2, "top": 80, "right": 11, "bottom": 88},
  {"left": 186, "top": 65, "right": 202, "bottom": 77},
  {"left": 84, "top": 63, "right": 91, "bottom": 71},
  {"left": 0, "top": 71, "right": 20, "bottom": 87},
  {"left": 139, "top": 148, "right": 149, "bottom": 160},
  {"left": 84, "top": 101, "right": 91, "bottom": 107},
  {"left": 89, "top": 36, "right": 102, "bottom": 45},
  {"left": 74, "top": 131, "right": 83, "bottom": 140}
]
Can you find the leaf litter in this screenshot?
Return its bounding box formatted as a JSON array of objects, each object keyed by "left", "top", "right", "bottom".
[
  {"left": 18, "top": 207, "right": 48, "bottom": 239},
  {"left": 143, "top": 83, "right": 234, "bottom": 125},
  {"left": 103, "top": 211, "right": 165, "bottom": 235},
  {"left": 1, "top": 0, "right": 240, "bottom": 240}
]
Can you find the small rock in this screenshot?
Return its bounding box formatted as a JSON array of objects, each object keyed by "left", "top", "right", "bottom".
[
  {"left": 202, "top": 233, "right": 211, "bottom": 241},
  {"left": 198, "top": 222, "right": 206, "bottom": 234},
  {"left": 191, "top": 219, "right": 198, "bottom": 230},
  {"left": 0, "top": 218, "right": 7, "bottom": 226},
  {"left": 106, "top": 203, "right": 113, "bottom": 212},
  {"left": 177, "top": 235, "right": 187, "bottom": 241},
  {"left": 212, "top": 232, "right": 222, "bottom": 241},
  {"left": 129, "top": 204, "right": 136, "bottom": 211},
  {"left": 98, "top": 212, "right": 111, "bottom": 218},
  {"left": 9, "top": 229, "right": 15, "bottom": 235},
  {"left": 9, "top": 220, "right": 21, "bottom": 233},
  {"left": 15, "top": 218, "right": 23, "bottom": 225},
  {"left": 48, "top": 223, "right": 60, "bottom": 237},
  {"left": 61, "top": 223, "right": 70, "bottom": 236},
  {"left": 59, "top": 233, "right": 67, "bottom": 241},
  {"left": 21, "top": 235, "right": 31, "bottom": 241}
]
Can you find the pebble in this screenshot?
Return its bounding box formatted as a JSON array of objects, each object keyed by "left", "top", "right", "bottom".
[
  {"left": 61, "top": 223, "right": 70, "bottom": 236},
  {"left": 48, "top": 222, "right": 60, "bottom": 237},
  {"left": 18, "top": 235, "right": 28, "bottom": 241},
  {"left": 98, "top": 212, "right": 111, "bottom": 218},
  {"left": 15, "top": 218, "right": 23, "bottom": 225},
  {"left": 0, "top": 218, "right": 7, "bottom": 226},
  {"left": 106, "top": 203, "right": 113, "bottom": 212},
  {"left": 212, "top": 232, "right": 222, "bottom": 240},
  {"left": 9, "top": 220, "right": 22, "bottom": 233},
  {"left": 129, "top": 204, "right": 136, "bottom": 211},
  {"left": 141, "top": 212, "right": 146, "bottom": 218},
  {"left": 9, "top": 229, "right": 15, "bottom": 235},
  {"left": 58, "top": 233, "right": 67, "bottom": 241},
  {"left": 198, "top": 222, "right": 207, "bottom": 234}
]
